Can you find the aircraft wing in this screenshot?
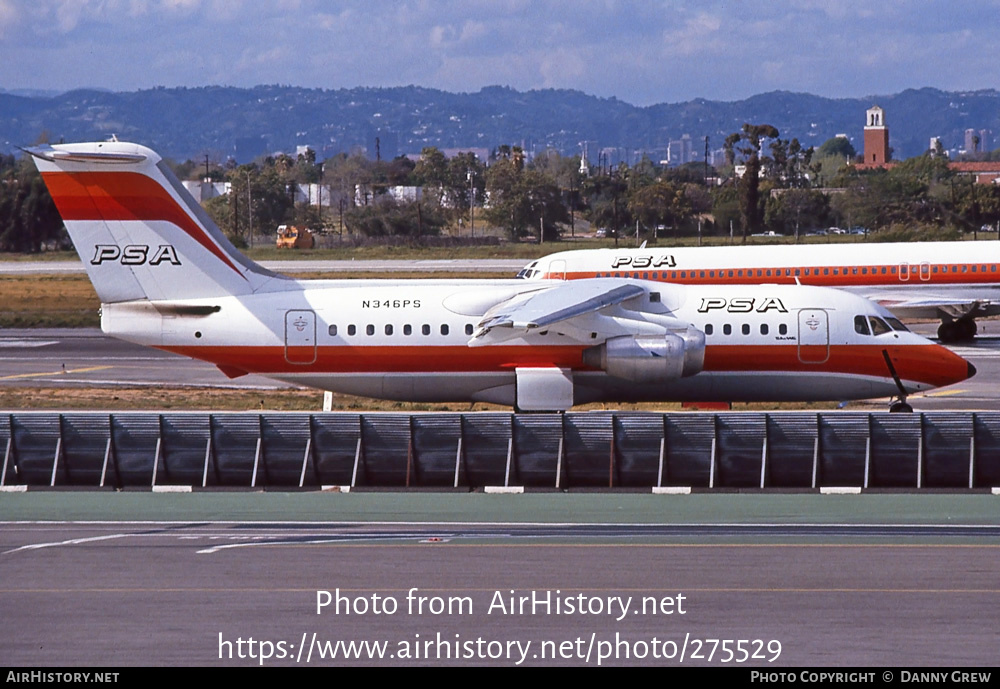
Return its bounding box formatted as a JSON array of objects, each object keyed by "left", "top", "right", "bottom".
[
  {"left": 870, "top": 292, "right": 1000, "bottom": 320},
  {"left": 471, "top": 279, "right": 646, "bottom": 344}
]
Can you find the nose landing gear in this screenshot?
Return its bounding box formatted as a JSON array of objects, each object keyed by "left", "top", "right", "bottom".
[
  {"left": 882, "top": 348, "right": 914, "bottom": 413},
  {"left": 889, "top": 398, "right": 914, "bottom": 413}
]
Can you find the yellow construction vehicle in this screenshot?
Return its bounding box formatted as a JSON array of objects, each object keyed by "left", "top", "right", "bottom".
[{"left": 276, "top": 225, "right": 315, "bottom": 249}]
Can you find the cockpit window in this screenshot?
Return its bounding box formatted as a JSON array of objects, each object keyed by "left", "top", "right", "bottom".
[
  {"left": 869, "top": 316, "right": 892, "bottom": 336},
  {"left": 854, "top": 315, "right": 871, "bottom": 336},
  {"left": 885, "top": 317, "right": 909, "bottom": 332}
]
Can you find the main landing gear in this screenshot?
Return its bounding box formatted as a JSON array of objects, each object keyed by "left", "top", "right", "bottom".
[{"left": 937, "top": 318, "right": 977, "bottom": 343}]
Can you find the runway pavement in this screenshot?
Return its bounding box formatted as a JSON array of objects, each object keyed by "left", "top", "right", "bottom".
[
  {"left": 0, "top": 328, "right": 290, "bottom": 391},
  {"left": 2, "top": 326, "right": 999, "bottom": 410},
  {"left": 1, "top": 493, "right": 998, "bottom": 667}
]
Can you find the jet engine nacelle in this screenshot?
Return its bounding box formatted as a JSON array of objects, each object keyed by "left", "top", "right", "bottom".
[{"left": 583, "top": 329, "right": 706, "bottom": 382}]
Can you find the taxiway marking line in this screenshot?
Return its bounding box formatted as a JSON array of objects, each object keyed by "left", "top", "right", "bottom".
[{"left": 0, "top": 365, "right": 113, "bottom": 381}]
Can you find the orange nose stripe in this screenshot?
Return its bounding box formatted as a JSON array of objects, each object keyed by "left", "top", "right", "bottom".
[{"left": 886, "top": 344, "right": 973, "bottom": 387}]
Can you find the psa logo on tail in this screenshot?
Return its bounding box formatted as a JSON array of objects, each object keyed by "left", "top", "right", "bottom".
[{"left": 91, "top": 245, "right": 182, "bottom": 266}]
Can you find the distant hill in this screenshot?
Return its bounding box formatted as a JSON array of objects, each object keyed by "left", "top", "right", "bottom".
[{"left": 2, "top": 85, "right": 997, "bottom": 163}]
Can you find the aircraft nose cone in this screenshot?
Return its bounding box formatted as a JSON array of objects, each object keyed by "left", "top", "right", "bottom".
[{"left": 968, "top": 361, "right": 977, "bottom": 379}]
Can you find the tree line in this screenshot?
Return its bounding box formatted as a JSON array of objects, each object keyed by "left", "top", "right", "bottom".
[
  {"left": 0, "top": 154, "right": 64, "bottom": 252},
  {"left": 3, "top": 127, "right": 1000, "bottom": 252},
  {"left": 171, "top": 131, "right": 1000, "bottom": 245}
]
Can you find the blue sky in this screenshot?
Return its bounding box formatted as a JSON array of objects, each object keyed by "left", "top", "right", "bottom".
[{"left": 2, "top": 0, "right": 998, "bottom": 105}]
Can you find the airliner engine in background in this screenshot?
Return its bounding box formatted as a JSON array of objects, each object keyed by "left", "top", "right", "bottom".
[
  {"left": 29, "top": 142, "right": 974, "bottom": 412},
  {"left": 517, "top": 240, "right": 1000, "bottom": 342}
]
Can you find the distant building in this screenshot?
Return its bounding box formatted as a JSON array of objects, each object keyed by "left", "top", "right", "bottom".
[
  {"left": 949, "top": 162, "right": 1000, "bottom": 185},
  {"left": 404, "top": 147, "right": 490, "bottom": 165},
  {"left": 354, "top": 184, "right": 424, "bottom": 206},
  {"left": 856, "top": 105, "right": 996, "bottom": 182},
  {"left": 387, "top": 186, "right": 424, "bottom": 203},
  {"left": 963, "top": 128, "right": 991, "bottom": 154},
  {"left": 182, "top": 180, "right": 231, "bottom": 202},
  {"left": 667, "top": 135, "right": 693, "bottom": 167},
  {"left": 293, "top": 184, "right": 349, "bottom": 208},
  {"left": 863, "top": 105, "right": 890, "bottom": 166},
  {"left": 440, "top": 147, "right": 490, "bottom": 162},
  {"left": 598, "top": 147, "right": 625, "bottom": 172}
]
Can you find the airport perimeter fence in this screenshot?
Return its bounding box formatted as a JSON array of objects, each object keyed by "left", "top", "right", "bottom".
[{"left": 1, "top": 411, "right": 999, "bottom": 491}]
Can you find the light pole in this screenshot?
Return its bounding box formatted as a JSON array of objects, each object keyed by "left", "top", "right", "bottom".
[
  {"left": 319, "top": 162, "right": 325, "bottom": 230},
  {"left": 245, "top": 169, "right": 252, "bottom": 248},
  {"left": 467, "top": 169, "right": 474, "bottom": 238}
]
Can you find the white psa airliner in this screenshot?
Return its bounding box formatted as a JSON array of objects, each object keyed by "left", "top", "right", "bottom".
[
  {"left": 517, "top": 240, "right": 1000, "bottom": 342},
  {"left": 28, "top": 141, "right": 974, "bottom": 412}
]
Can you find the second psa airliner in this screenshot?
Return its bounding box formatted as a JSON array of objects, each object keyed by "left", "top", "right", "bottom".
[{"left": 518, "top": 240, "right": 1000, "bottom": 342}]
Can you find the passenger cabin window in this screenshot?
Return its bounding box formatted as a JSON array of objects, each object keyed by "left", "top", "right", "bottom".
[
  {"left": 705, "top": 324, "right": 714, "bottom": 335},
  {"left": 441, "top": 324, "right": 450, "bottom": 336},
  {"left": 328, "top": 325, "right": 337, "bottom": 336},
  {"left": 760, "top": 324, "right": 769, "bottom": 335},
  {"left": 742, "top": 324, "right": 750, "bottom": 335},
  {"left": 348, "top": 325, "right": 356, "bottom": 336},
  {"left": 366, "top": 324, "right": 375, "bottom": 336},
  {"left": 385, "top": 325, "right": 393, "bottom": 336},
  {"left": 422, "top": 324, "right": 431, "bottom": 336},
  {"left": 778, "top": 324, "right": 788, "bottom": 335},
  {"left": 723, "top": 324, "right": 732, "bottom": 336},
  {"left": 404, "top": 324, "right": 412, "bottom": 336},
  {"left": 465, "top": 324, "right": 474, "bottom": 336}
]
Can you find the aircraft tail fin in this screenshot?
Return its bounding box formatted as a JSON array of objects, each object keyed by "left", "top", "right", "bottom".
[{"left": 28, "top": 141, "right": 285, "bottom": 303}]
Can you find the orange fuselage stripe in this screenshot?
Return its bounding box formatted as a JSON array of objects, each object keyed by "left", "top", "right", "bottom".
[
  {"left": 159, "top": 343, "right": 967, "bottom": 387},
  {"left": 565, "top": 266, "right": 1000, "bottom": 288}
]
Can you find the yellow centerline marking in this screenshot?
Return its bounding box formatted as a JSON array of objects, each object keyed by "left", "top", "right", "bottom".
[
  {"left": 0, "top": 365, "right": 112, "bottom": 381},
  {"left": 922, "top": 388, "right": 967, "bottom": 397}
]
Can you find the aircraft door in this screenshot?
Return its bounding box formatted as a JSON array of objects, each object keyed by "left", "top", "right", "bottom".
[
  {"left": 549, "top": 259, "right": 567, "bottom": 280},
  {"left": 797, "top": 309, "right": 829, "bottom": 364},
  {"left": 919, "top": 262, "right": 930, "bottom": 281},
  {"left": 285, "top": 310, "right": 317, "bottom": 364},
  {"left": 898, "top": 262, "right": 910, "bottom": 282}
]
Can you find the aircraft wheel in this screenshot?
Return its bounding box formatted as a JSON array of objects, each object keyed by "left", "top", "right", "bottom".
[
  {"left": 889, "top": 401, "right": 914, "bottom": 413},
  {"left": 937, "top": 321, "right": 958, "bottom": 343},
  {"left": 958, "top": 319, "right": 978, "bottom": 341}
]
